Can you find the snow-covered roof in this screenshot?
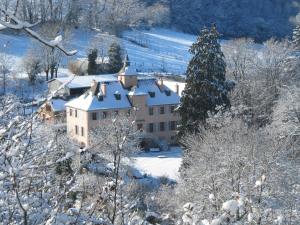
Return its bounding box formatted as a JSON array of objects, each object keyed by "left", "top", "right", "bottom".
[
  {"left": 163, "top": 80, "right": 186, "bottom": 96},
  {"left": 54, "top": 75, "right": 118, "bottom": 89},
  {"left": 135, "top": 79, "right": 181, "bottom": 106},
  {"left": 118, "top": 55, "right": 138, "bottom": 76},
  {"left": 119, "top": 63, "right": 138, "bottom": 76},
  {"left": 128, "top": 87, "right": 148, "bottom": 96},
  {"left": 65, "top": 77, "right": 180, "bottom": 111},
  {"left": 65, "top": 81, "right": 132, "bottom": 111},
  {"left": 50, "top": 99, "right": 67, "bottom": 112}
]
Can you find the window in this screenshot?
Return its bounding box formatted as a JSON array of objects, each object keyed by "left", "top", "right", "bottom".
[
  {"left": 102, "top": 111, "right": 107, "bottom": 119},
  {"left": 92, "top": 112, "right": 97, "bottom": 120},
  {"left": 149, "top": 107, "right": 154, "bottom": 115},
  {"left": 114, "top": 93, "right": 121, "bottom": 100},
  {"left": 137, "top": 123, "right": 143, "bottom": 131},
  {"left": 70, "top": 109, "right": 73, "bottom": 117},
  {"left": 75, "top": 110, "right": 78, "bottom": 118},
  {"left": 148, "top": 123, "right": 154, "bottom": 133},
  {"left": 97, "top": 94, "right": 104, "bottom": 101},
  {"left": 170, "top": 105, "right": 175, "bottom": 113},
  {"left": 149, "top": 91, "right": 155, "bottom": 98},
  {"left": 160, "top": 106, "right": 165, "bottom": 114},
  {"left": 165, "top": 90, "right": 171, "bottom": 96},
  {"left": 81, "top": 127, "right": 84, "bottom": 137},
  {"left": 159, "top": 122, "right": 165, "bottom": 131},
  {"left": 75, "top": 125, "right": 78, "bottom": 135},
  {"left": 169, "top": 121, "right": 176, "bottom": 131}
]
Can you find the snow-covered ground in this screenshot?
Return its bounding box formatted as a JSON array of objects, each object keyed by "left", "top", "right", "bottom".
[
  {"left": 0, "top": 27, "right": 264, "bottom": 77},
  {"left": 0, "top": 28, "right": 198, "bottom": 75},
  {"left": 122, "top": 29, "right": 196, "bottom": 74},
  {"left": 132, "top": 147, "right": 182, "bottom": 182}
]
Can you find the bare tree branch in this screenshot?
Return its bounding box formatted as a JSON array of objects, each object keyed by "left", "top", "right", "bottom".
[{"left": 0, "top": 8, "right": 77, "bottom": 56}]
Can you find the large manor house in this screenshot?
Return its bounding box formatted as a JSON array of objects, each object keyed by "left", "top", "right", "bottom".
[{"left": 41, "top": 59, "right": 184, "bottom": 147}]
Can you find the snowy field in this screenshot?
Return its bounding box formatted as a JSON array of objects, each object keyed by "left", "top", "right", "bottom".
[
  {"left": 0, "top": 27, "right": 265, "bottom": 77},
  {"left": 122, "top": 29, "right": 195, "bottom": 74},
  {"left": 132, "top": 147, "right": 182, "bottom": 182},
  {"left": 0, "top": 28, "right": 198, "bottom": 75}
]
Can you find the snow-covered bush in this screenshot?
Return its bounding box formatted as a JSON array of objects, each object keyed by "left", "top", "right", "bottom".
[
  {"left": 223, "top": 38, "right": 296, "bottom": 127},
  {"left": 177, "top": 108, "right": 299, "bottom": 224},
  {"left": 22, "top": 50, "right": 42, "bottom": 83}
]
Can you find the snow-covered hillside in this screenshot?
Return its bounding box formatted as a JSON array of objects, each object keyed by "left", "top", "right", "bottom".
[
  {"left": 1, "top": 28, "right": 265, "bottom": 76},
  {"left": 122, "top": 29, "right": 195, "bottom": 74},
  {"left": 0, "top": 28, "right": 197, "bottom": 75}
]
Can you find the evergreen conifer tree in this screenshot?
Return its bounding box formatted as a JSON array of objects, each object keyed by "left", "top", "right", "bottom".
[
  {"left": 178, "top": 25, "right": 232, "bottom": 135},
  {"left": 292, "top": 23, "right": 300, "bottom": 50},
  {"left": 87, "top": 48, "right": 98, "bottom": 75},
  {"left": 108, "top": 42, "right": 123, "bottom": 73}
]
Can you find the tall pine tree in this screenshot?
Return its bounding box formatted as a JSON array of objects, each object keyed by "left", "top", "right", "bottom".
[
  {"left": 87, "top": 48, "right": 98, "bottom": 75},
  {"left": 178, "top": 25, "right": 232, "bottom": 135},
  {"left": 108, "top": 42, "right": 123, "bottom": 73},
  {"left": 292, "top": 22, "right": 300, "bottom": 50}
]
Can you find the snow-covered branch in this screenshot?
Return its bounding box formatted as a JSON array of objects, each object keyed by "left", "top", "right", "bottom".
[{"left": 0, "top": 8, "right": 77, "bottom": 56}]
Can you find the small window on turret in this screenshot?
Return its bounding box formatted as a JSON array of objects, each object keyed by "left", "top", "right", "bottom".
[{"left": 149, "top": 91, "right": 155, "bottom": 98}]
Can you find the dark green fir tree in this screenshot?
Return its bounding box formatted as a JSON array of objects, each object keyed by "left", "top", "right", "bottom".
[
  {"left": 87, "top": 48, "right": 98, "bottom": 75},
  {"left": 108, "top": 42, "right": 123, "bottom": 73},
  {"left": 178, "top": 25, "right": 233, "bottom": 135}
]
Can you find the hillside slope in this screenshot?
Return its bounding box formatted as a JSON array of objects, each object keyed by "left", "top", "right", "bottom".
[
  {"left": 0, "top": 28, "right": 197, "bottom": 75},
  {"left": 152, "top": 0, "right": 299, "bottom": 41},
  {"left": 0, "top": 28, "right": 262, "bottom": 76}
]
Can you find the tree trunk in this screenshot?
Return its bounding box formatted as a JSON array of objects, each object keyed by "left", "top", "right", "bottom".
[
  {"left": 55, "top": 64, "right": 59, "bottom": 78},
  {"left": 50, "top": 66, "right": 55, "bottom": 80},
  {"left": 45, "top": 69, "right": 49, "bottom": 81}
]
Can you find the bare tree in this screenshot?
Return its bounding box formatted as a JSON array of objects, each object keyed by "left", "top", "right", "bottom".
[
  {"left": 33, "top": 22, "right": 71, "bottom": 80},
  {"left": 22, "top": 49, "right": 42, "bottom": 83},
  {"left": 0, "top": 45, "right": 11, "bottom": 95},
  {"left": 224, "top": 38, "right": 296, "bottom": 127},
  {"left": 88, "top": 114, "right": 139, "bottom": 224},
  {"left": 0, "top": 8, "right": 77, "bottom": 56},
  {"left": 176, "top": 108, "right": 300, "bottom": 224},
  {"left": 81, "top": 0, "right": 170, "bottom": 35}
]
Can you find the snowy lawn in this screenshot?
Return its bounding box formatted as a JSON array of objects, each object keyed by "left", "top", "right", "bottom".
[{"left": 131, "top": 147, "right": 182, "bottom": 182}]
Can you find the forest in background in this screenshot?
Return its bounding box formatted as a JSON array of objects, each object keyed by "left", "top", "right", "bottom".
[{"left": 1, "top": 0, "right": 300, "bottom": 41}]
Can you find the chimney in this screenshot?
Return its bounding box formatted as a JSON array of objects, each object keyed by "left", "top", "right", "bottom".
[
  {"left": 91, "top": 79, "right": 98, "bottom": 95},
  {"left": 101, "top": 83, "right": 107, "bottom": 96},
  {"left": 157, "top": 77, "right": 164, "bottom": 91},
  {"left": 175, "top": 83, "right": 179, "bottom": 95},
  {"left": 91, "top": 79, "right": 97, "bottom": 89}
]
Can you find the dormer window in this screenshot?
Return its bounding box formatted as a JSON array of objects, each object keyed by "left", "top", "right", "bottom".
[
  {"left": 165, "top": 90, "right": 171, "bottom": 96},
  {"left": 114, "top": 91, "right": 121, "bottom": 100},
  {"left": 149, "top": 91, "right": 155, "bottom": 98},
  {"left": 97, "top": 93, "right": 104, "bottom": 101}
]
